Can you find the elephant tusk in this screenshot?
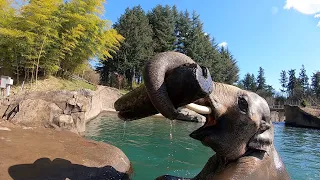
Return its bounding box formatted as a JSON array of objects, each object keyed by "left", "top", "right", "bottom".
[{"left": 185, "top": 103, "right": 212, "bottom": 115}]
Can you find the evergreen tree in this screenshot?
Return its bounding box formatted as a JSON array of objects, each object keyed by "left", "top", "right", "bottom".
[
  {"left": 217, "top": 47, "right": 239, "bottom": 84},
  {"left": 242, "top": 73, "right": 256, "bottom": 91},
  {"left": 287, "top": 69, "right": 297, "bottom": 97},
  {"left": 279, "top": 70, "right": 288, "bottom": 95},
  {"left": 112, "top": 6, "right": 153, "bottom": 88},
  {"left": 311, "top": 72, "right": 320, "bottom": 98},
  {"left": 175, "top": 10, "right": 191, "bottom": 54},
  {"left": 298, "top": 65, "right": 309, "bottom": 94},
  {"left": 256, "top": 67, "right": 266, "bottom": 90},
  {"left": 147, "top": 5, "right": 175, "bottom": 53}
]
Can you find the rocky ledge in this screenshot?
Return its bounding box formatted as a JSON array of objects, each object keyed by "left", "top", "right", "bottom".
[
  {"left": 0, "top": 121, "right": 132, "bottom": 180},
  {"left": 0, "top": 86, "right": 121, "bottom": 135},
  {"left": 284, "top": 105, "right": 320, "bottom": 129}
]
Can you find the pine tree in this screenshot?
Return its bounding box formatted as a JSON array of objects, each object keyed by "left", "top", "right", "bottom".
[
  {"left": 279, "top": 70, "right": 288, "bottom": 95},
  {"left": 298, "top": 65, "right": 309, "bottom": 94},
  {"left": 112, "top": 6, "right": 153, "bottom": 88},
  {"left": 256, "top": 67, "right": 266, "bottom": 90},
  {"left": 311, "top": 72, "right": 320, "bottom": 98},
  {"left": 242, "top": 73, "right": 256, "bottom": 91},
  {"left": 218, "top": 47, "right": 239, "bottom": 84},
  {"left": 175, "top": 10, "right": 191, "bottom": 54},
  {"left": 287, "top": 69, "right": 297, "bottom": 97},
  {"left": 147, "top": 5, "right": 175, "bottom": 53}
]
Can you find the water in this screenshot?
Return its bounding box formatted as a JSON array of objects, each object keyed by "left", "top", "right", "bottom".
[{"left": 85, "top": 113, "right": 320, "bottom": 180}]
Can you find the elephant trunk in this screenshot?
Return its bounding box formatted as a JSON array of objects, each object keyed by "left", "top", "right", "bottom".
[{"left": 115, "top": 52, "right": 213, "bottom": 120}]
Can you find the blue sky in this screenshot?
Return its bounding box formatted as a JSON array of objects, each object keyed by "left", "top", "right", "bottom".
[{"left": 102, "top": 0, "right": 320, "bottom": 91}]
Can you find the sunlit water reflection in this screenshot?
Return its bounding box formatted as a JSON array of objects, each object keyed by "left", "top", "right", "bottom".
[{"left": 85, "top": 113, "right": 320, "bottom": 180}]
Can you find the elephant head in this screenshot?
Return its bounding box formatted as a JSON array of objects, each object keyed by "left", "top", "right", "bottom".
[
  {"left": 189, "top": 83, "right": 273, "bottom": 160},
  {"left": 115, "top": 51, "right": 289, "bottom": 180}
]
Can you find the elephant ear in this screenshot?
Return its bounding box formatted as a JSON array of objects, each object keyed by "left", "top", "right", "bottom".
[{"left": 248, "top": 120, "right": 274, "bottom": 153}]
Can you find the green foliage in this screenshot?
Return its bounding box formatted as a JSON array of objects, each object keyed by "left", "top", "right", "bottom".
[
  {"left": 110, "top": 6, "right": 154, "bottom": 89},
  {"left": 256, "top": 67, "right": 266, "bottom": 90},
  {"left": 279, "top": 70, "right": 288, "bottom": 94},
  {"left": 239, "top": 67, "right": 274, "bottom": 100},
  {"left": 241, "top": 73, "right": 257, "bottom": 92},
  {"left": 0, "top": 0, "right": 123, "bottom": 85},
  {"left": 311, "top": 71, "right": 320, "bottom": 98},
  {"left": 298, "top": 65, "right": 309, "bottom": 94},
  {"left": 98, "top": 5, "right": 240, "bottom": 89},
  {"left": 287, "top": 69, "right": 297, "bottom": 97},
  {"left": 147, "top": 5, "right": 175, "bottom": 53},
  {"left": 300, "top": 99, "right": 308, "bottom": 107}
]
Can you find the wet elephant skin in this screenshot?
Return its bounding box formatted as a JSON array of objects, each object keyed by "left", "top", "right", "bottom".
[{"left": 115, "top": 54, "right": 213, "bottom": 120}]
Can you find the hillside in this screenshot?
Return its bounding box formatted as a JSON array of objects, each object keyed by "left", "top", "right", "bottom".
[{"left": 10, "top": 76, "right": 96, "bottom": 96}]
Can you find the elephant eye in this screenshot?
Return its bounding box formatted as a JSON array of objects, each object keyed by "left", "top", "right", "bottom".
[{"left": 238, "top": 96, "right": 248, "bottom": 113}]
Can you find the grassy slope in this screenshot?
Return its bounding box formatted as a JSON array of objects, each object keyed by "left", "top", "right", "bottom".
[{"left": 11, "top": 76, "right": 96, "bottom": 95}]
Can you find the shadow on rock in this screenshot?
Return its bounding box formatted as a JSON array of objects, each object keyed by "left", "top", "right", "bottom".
[{"left": 8, "top": 158, "right": 131, "bottom": 180}]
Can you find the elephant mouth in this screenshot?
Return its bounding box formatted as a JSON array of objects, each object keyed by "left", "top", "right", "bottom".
[{"left": 185, "top": 99, "right": 218, "bottom": 141}]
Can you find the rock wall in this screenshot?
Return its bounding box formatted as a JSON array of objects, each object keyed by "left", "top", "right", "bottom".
[
  {"left": 284, "top": 105, "right": 320, "bottom": 129},
  {"left": 0, "top": 86, "right": 121, "bottom": 134},
  {"left": 270, "top": 110, "right": 285, "bottom": 122}
]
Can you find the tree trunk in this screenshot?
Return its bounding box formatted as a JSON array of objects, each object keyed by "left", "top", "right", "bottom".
[
  {"left": 35, "top": 36, "right": 46, "bottom": 84},
  {"left": 14, "top": 45, "right": 19, "bottom": 84}
]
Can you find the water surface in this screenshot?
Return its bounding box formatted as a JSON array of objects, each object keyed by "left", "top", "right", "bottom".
[{"left": 85, "top": 113, "right": 320, "bottom": 180}]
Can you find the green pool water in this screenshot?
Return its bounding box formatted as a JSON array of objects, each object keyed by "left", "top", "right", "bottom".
[{"left": 85, "top": 113, "right": 320, "bottom": 180}]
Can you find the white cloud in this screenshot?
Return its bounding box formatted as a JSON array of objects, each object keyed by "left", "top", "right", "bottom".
[
  {"left": 284, "top": 0, "right": 320, "bottom": 27},
  {"left": 218, "top": 42, "right": 228, "bottom": 48},
  {"left": 284, "top": 0, "right": 320, "bottom": 14},
  {"left": 272, "top": 7, "right": 279, "bottom": 15}
]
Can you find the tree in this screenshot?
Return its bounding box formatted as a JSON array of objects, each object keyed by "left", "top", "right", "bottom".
[
  {"left": 174, "top": 10, "right": 191, "bottom": 54},
  {"left": 279, "top": 70, "right": 288, "bottom": 96},
  {"left": 147, "top": 5, "right": 175, "bottom": 53},
  {"left": 0, "top": 0, "right": 123, "bottom": 84},
  {"left": 298, "top": 65, "right": 309, "bottom": 95},
  {"left": 311, "top": 71, "right": 320, "bottom": 98},
  {"left": 217, "top": 47, "right": 239, "bottom": 84},
  {"left": 287, "top": 69, "right": 297, "bottom": 97},
  {"left": 242, "top": 73, "right": 256, "bottom": 91},
  {"left": 111, "top": 6, "right": 153, "bottom": 88},
  {"left": 58, "top": 0, "right": 123, "bottom": 76},
  {"left": 256, "top": 67, "right": 266, "bottom": 91}
]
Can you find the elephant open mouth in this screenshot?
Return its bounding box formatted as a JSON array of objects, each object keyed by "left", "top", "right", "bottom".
[{"left": 185, "top": 99, "right": 219, "bottom": 142}]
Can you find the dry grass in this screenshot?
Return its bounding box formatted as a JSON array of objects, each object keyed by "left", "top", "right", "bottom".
[
  {"left": 301, "top": 107, "right": 320, "bottom": 118},
  {"left": 11, "top": 76, "right": 96, "bottom": 95}
]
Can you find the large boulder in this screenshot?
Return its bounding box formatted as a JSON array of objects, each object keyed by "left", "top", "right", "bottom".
[
  {"left": 285, "top": 105, "right": 320, "bottom": 129},
  {"left": 0, "top": 86, "right": 121, "bottom": 134},
  {"left": 0, "top": 124, "right": 132, "bottom": 180}
]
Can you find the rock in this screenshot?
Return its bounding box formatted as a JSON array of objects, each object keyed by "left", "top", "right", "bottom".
[
  {"left": 0, "top": 126, "right": 132, "bottom": 180},
  {"left": 55, "top": 115, "right": 73, "bottom": 126},
  {"left": 71, "top": 112, "right": 86, "bottom": 134},
  {"left": 10, "top": 99, "right": 52, "bottom": 126},
  {"left": 85, "top": 86, "right": 121, "bottom": 121},
  {"left": 176, "top": 108, "right": 206, "bottom": 122},
  {"left": 270, "top": 111, "right": 285, "bottom": 122},
  {"left": 285, "top": 105, "right": 320, "bottom": 129},
  {"left": 0, "top": 86, "right": 121, "bottom": 134},
  {"left": 67, "top": 98, "right": 77, "bottom": 106},
  {"left": 0, "top": 127, "right": 11, "bottom": 131}
]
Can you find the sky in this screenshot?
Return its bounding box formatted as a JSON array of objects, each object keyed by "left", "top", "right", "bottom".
[{"left": 102, "top": 0, "right": 320, "bottom": 91}]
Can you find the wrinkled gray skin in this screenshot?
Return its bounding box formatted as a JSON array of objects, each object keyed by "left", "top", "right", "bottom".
[
  {"left": 142, "top": 52, "right": 290, "bottom": 180},
  {"left": 156, "top": 83, "right": 290, "bottom": 180},
  {"left": 144, "top": 51, "right": 197, "bottom": 120}
]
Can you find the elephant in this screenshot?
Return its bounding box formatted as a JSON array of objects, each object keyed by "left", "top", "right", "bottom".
[{"left": 115, "top": 51, "right": 290, "bottom": 180}]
